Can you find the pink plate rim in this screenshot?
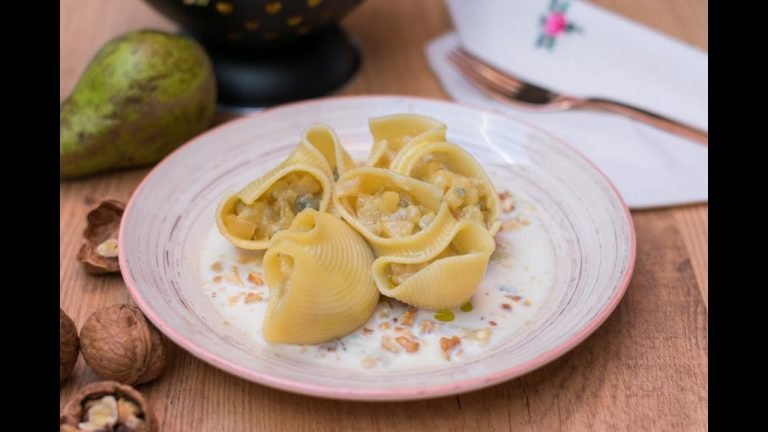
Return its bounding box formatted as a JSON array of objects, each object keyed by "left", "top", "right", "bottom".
[{"left": 119, "top": 94, "right": 636, "bottom": 401}]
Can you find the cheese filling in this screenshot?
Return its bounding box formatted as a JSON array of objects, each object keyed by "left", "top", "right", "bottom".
[
  {"left": 414, "top": 156, "right": 492, "bottom": 228},
  {"left": 386, "top": 244, "right": 460, "bottom": 286},
  {"left": 226, "top": 172, "right": 322, "bottom": 240},
  {"left": 354, "top": 189, "right": 435, "bottom": 238}
]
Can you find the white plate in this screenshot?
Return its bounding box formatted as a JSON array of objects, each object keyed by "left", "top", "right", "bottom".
[{"left": 119, "top": 95, "right": 635, "bottom": 401}]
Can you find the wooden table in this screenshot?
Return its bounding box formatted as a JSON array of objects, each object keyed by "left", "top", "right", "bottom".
[{"left": 60, "top": 0, "right": 708, "bottom": 430}]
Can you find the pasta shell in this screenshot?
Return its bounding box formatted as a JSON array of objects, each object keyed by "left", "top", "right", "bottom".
[
  {"left": 262, "top": 209, "right": 379, "bottom": 344},
  {"left": 366, "top": 114, "right": 447, "bottom": 168},
  {"left": 391, "top": 141, "right": 502, "bottom": 235},
  {"left": 216, "top": 164, "right": 333, "bottom": 250},
  {"left": 299, "top": 124, "right": 357, "bottom": 180},
  {"left": 334, "top": 167, "right": 460, "bottom": 257},
  {"left": 372, "top": 221, "right": 495, "bottom": 310},
  {"left": 291, "top": 124, "right": 356, "bottom": 216}
]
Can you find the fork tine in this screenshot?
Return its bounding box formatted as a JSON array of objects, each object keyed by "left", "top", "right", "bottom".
[
  {"left": 452, "top": 48, "right": 565, "bottom": 102},
  {"left": 447, "top": 56, "right": 535, "bottom": 109},
  {"left": 449, "top": 49, "right": 524, "bottom": 93},
  {"left": 448, "top": 51, "right": 517, "bottom": 97},
  {"left": 453, "top": 49, "right": 524, "bottom": 86},
  {"left": 447, "top": 51, "right": 520, "bottom": 96},
  {"left": 457, "top": 50, "right": 521, "bottom": 89},
  {"left": 447, "top": 50, "right": 517, "bottom": 91},
  {"left": 447, "top": 52, "right": 533, "bottom": 107}
]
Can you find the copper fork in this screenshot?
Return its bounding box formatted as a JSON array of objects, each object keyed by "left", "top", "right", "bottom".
[{"left": 447, "top": 48, "right": 708, "bottom": 145}]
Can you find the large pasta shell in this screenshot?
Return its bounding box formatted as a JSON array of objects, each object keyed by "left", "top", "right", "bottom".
[
  {"left": 333, "top": 167, "right": 460, "bottom": 257},
  {"left": 391, "top": 141, "right": 502, "bottom": 235},
  {"left": 299, "top": 124, "right": 356, "bottom": 179},
  {"left": 372, "top": 221, "right": 495, "bottom": 310},
  {"left": 216, "top": 164, "right": 333, "bottom": 250},
  {"left": 262, "top": 209, "right": 379, "bottom": 344},
  {"left": 264, "top": 135, "right": 335, "bottom": 185},
  {"left": 366, "top": 114, "right": 447, "bottom": 168},
  {"left": 291, "top": 124, "right": 356, "bottom": 216}
]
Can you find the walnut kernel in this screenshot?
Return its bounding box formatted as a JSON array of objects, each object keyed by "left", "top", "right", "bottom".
[
  {"left": 76, "top": 199, "right": 125, "bottom": 274},
  {"left": 395, "top": 335, "right": 420, "bottom": 353},
  {"left": 381, "top": 335, "right": 400, "bottom": 353},
  {"left": 60, "top": 381, "right": 157, "bottom": 432},
  {"left": 399, "top": 306, "right": 417, "bottom": 327},
  {"left": 440, "top": 336, "right": 462, "bottom": 360}
]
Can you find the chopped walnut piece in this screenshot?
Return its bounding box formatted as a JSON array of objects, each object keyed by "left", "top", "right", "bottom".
[
  {"left": 362, "top": 327, "right": 374, "bottom": 336},
  {"left": 440, "top": 336, "right": 462, "bottom": 360},
  {"left": 394, "top": 327, "right": 415, "bottom": 339},
  {"left": 500, "top": 219, "right": 523, "bottom": 232},
  {"left": 499, "top": 191, "right": 516, "bottom": 213},
  {"left": 378, "top": 322, "right": 391, "bottom": 331},
  {"left": 377, "top": 302, "right": 392, "bottom": 319},
  {"left": 247, "top": 272, "right": 264, "bottom": 285},
  {"left": 244, "top": 293, "right": 263, "bottom": 304},
  {"left": 469, "top": 328, "right": 492, "bottom": 342},
  {"left": 399, "top": 306, "right": 417, "bottom": 327},
  {"left": 381, "top": 335, "right": 400, "bottom": 353},
  {"left": 506, "top": 295, "right": 522, "bottom": 302},
  {"left": 210, "top": 261, "right": 223, "bottom": 272},
  {"left": 228, "top": 294, "right": 242, "bottom": 305},
  {"left": 226, "top": 266, "right": 243, "bottom": 286},
  {"left": 501, "top": 303, "right": 512, "bottom": 311},
  {"left": 489, "top": 320, "right": 498, "bottom": 327},
  {"left": 396, "top": 335, "right": 420, "bottom": 353},
  {"left": 361, "top": 356, "right": 377, "bottom": 369},
  {"left": 419, "top": 320, "right": 438, "bottom": 334}
]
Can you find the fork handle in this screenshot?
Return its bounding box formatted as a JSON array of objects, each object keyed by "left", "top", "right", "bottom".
[{"left": 578, "top": 98, "right": 708, "bottom": 145}]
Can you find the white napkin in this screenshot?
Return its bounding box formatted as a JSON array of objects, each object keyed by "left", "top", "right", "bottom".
[{"left": 426, "top": 0, "right": 708, "bottom": 208}]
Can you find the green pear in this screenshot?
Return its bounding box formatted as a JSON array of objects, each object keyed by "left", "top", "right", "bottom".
[{"left": 61, "top": 30, "right": 216, "bottom": 178}]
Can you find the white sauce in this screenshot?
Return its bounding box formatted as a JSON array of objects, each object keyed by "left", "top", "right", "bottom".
[{"left": 200, "top": 188, "right": 555, "bottom": 371}]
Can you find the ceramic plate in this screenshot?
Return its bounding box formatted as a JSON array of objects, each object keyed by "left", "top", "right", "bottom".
[{"left": 119, "top": 96, "right": 635, "bottom": 401}]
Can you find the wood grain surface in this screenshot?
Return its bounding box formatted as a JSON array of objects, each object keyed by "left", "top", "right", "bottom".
[{"left": 60, "top": 0, "right": 708, "bottom": 430}]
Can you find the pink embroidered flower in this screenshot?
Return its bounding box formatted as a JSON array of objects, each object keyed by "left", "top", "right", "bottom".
[
  {"left": 544, "top": 12, "right": 568, "bottom": 36},
  {"left": 536, "top": 0, "right": 581, "bottom": 51}
]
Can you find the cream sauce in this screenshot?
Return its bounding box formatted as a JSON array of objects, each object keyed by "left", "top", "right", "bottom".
[{"left": 200, "top": 188, "right": 555, "bottom": 370}]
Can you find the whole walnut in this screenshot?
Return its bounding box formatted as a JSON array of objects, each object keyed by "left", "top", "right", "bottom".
[
  {"left": 80, "top": 304, "right": 168, "bottom": 385},
  {"left": 60, "top": 308, "right": 79, "bottom": 382}
]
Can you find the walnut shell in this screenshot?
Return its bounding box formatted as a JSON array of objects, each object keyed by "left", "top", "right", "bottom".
[
  {"left": 80, "top": 304, "right": 168, "bottom": 385},
  {"left": 60, "top": 380, "right": 158, "bottom": 432},
  {"left": 77, "top": 199, "right": 125, "bottom": 274},
  {"left": 60, "top": 308, "right": 79, "bottom": 382}
]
